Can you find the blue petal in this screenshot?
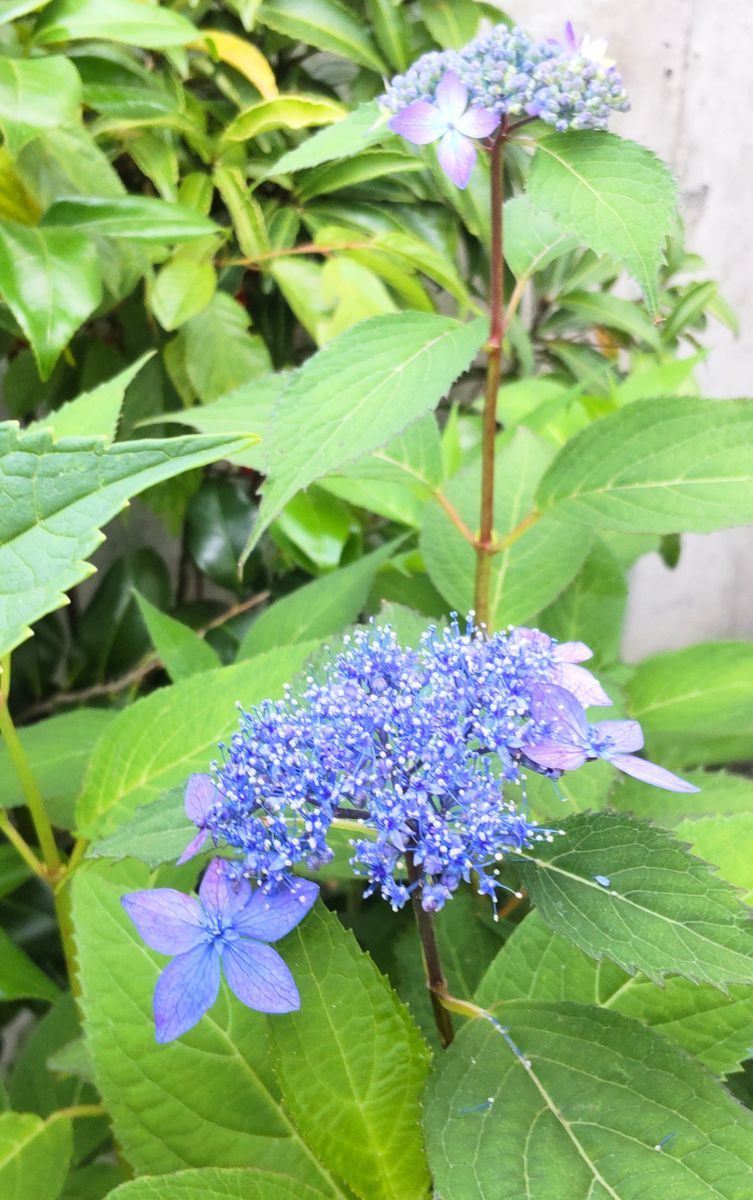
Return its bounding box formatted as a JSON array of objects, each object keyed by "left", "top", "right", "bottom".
[
  {"left": 184, "top": 773, "right": 218, "bottom": 824},
  {"left": 199, "top": 857, "right": 252, "bottom": 921},
  {"left": 609, "top": 754, "right": 700, "bottom": 793},
  {"left": 389, "top": 101, "right": 447, "bottom": 145},
  {"left": 121, "top": 889, "right": 203, "bottom": 955},
  {"left": 232, "top": 878, "right": 319, "bottom": 942},
  {"left": 176, "top": 827, "right": 208, "bottom": 866},
  {"left": 223, "top": 939, "right": 300, "bottom": 1014},
  {"left": 595, "top": 720, "right": 644, "bottom": 754},
  {"left": 153, "top": 941, "right": 220, "bottom": 1043},
  {"left": 435, "top": 71, "right": 468, "bottom": 123},
  {"left": 436, "top": 129, "right": 476, "bottom": 189}
]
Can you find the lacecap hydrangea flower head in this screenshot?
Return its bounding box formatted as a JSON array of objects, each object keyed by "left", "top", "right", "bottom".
[
  {"left": 382, "top": 21, "right": 630, "bottom": 188},
  {"left": 122, "top": 616, "right": 696, "bottom": 1039}
]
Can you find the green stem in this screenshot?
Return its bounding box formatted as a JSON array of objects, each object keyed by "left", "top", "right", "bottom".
[
  {"left": 0, "top": 659, "right": 60, "bottom": 874},
  {"left": 473, "top": 131, "right": 506, "bottom": 629},
  {"left": 0, "top": 809, "right": 45, "bottom": 876}
]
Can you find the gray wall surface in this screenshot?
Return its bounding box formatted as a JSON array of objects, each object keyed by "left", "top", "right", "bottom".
[{"left": 520, "top": 0, "right": 753, "bottom": 659}]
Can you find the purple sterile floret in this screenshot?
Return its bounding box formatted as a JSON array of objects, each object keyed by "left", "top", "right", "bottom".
[
  {"left": 176, "top": 772, "right": 220, "bottom": 864},
  {"left": 389, "top": 71, "right": 499, "bottom": 189},
  {"left": 121, "top": 858, "right": 318, "bottom": 1043},
  {"left": 522, "top": 684, "right": 699, "bottom": 793}
]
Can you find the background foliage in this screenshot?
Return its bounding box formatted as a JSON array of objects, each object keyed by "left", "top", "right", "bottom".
[{"left": 0, "top": 3, "right": 751, "bottom": 1199}]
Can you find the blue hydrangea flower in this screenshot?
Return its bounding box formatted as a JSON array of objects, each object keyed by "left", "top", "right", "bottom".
[
  {"left": 388, "top": 71, "right": 500, "bottom": 189},
  {"left": 522, "top": 684, "right": 699, "bottom": 792},
  {"left": 121, "top": 859, "right": 318, "bottom": 1043}
]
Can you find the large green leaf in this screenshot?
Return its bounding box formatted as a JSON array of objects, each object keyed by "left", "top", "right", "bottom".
[
  {"left": 515, "top": 811, "right": 753, "bottom": 988},
  {"left": 477, "top": 910, "right": 753, "bottom": 1077},
  {"left": 257, "top": 0, "right": 385, "bottom": 72},
  {"left": 536, "top": 540, "right": 627, "bottom": 664},
  {"left": 223, "top": 95, "right": 345, "bottom": 142},
  {"left": 424, "top": 1002, "right": 753, "bottom": 1199},
  {"left": 537, "top": 398, "right": 753, "bottom": 533},
  {"left": 42, "top": 196, "right": 218, "bottom": 241},
  {"left": 166, "top": 292, "right": 271, "bottom": 405},
  {"left": 76, "top": 641, "right": 320, "bottom": 840},
  {"left": 0, "top": 55, "right": 81, "bottom": 156},
  {"left": 420, "top": 428, "right": 592, "bottom": 628},
  {"left": 267, "top": 102, "right": 387, "bottom": 176},
  {"left": 676, "top": 814, "right": 753, "bottom": 902},
  {"left": 0, "top": 1111, "right": 72, "bottom": 1200},
  {"left": 0, "top": 707, "right": 114, "bottom": 828},
  {"left": 504, "top": 195, "right": 579, "bottom": 281},
  {"left": 626, "top": 641, "right": 753, "bottom": 767},
  {"left": 155, "top": 374, "right": 279, "bottom": 470},
  {"left": 0, "top": 425, "right": 255, "bottom": 659},
  {"left": 271, "top": 904, "right": 431, "bottom": 1200},
  {"left": 610, "top": 768, "right": 753, "bottom": 826},
  {"left": 108, "top": 1168, "right": 334, "bottom": 1200},
  {"left": 528, "top": 132, "right": 676, "bottom": 314},
  {"left": 0, "top": 221, "right": 101, "bottom": 378},
  {"left": 245, "top": 313, "right": 485, "bottom": 557},
  {"left": 237, "top": 538, "right": 402, "bottom": 658},
  {"left": 134, "top": 592, "right": 220, "bottom": 683},
  {"left": 73, "top": 860, "right": 344, "bottom": 1195},
  {"left": 34, "top": 0, "right": 198, "bottom": 47}
]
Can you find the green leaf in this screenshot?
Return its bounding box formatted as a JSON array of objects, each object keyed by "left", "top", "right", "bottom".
[
  {"left": 88, "top": 786, "right": 187, "bottom": 867},
  {"left": 367, "top": 0, "right": 410, "bottom": 72},
  {"left": 271, "top": 904, "right": 431, "bottom": 1200},
  {"left": 424, "top": 1001, "right": 753, "bottom": 1199},
  {"left": 676, "top": 814, "right": 753, "bottom": 902},
  {"left": 626, "top": 641, "right": 753, "bottom": 767},
  {"left": 552, "top": 290, "right": 662, "bottom": 349},
  {"left": 42, "top": 195, "right": 218, "bottom": 241},
  {"left": 0, "top": 55, "right": 82, "bottom": 156},
  {"left": 537, "top": 398, "right": 753, "bottom": 533},
  {"left": 246, "top": 313, "right": 485, "bottom": 558},
  {"left": 73, "top": 860, "right": 345, "bottom": 1194},
  {"left": 166, "top": 292, "right": 271, "bottom": 404},
  {"left": 61, "top": 1163, "right": 127, "bottom": 1200},
  {"left": 257, "top": 0, "right": 385, "bottom": 72},
  {"left": 610, "top": 768, "right": 753, "bottom": 826},
  {"left": 213, "top": 165, "right": 269, "bottom": 258},
  {"left": 224, "top": 95, "right": 345, "bottom": 142},
  {"left": 185, "top": 477, "right": 256, "bottom": 591},
  {"left": 34, "top": 0, "right": 198, "bottom": 48},
  {"left": 238, "top": 538, "right": 403, "bottom": 658},
  {"left": 537, "top": 540, "right": 627, "bottom": 664},
  {"left": 0, "top": 220, "right": 101, "bottom": 378},
  {"left": 515, "top": 810, "right": 753, "bottom": 988},
  {"left": 528, "top": 132, "right": 676, "bottom": 315},
  {"left": 504, "top": 195, "right": 579, "bottom": 281},
  {"left": 296, "top": 149, "right": 422, "bottom": 202},
  {"left": 420, "top": 429, "right": 592, "bottom": 628},
  {"left": 329, "top": 413, "right": 443, "bottom": 492},
  {"left": 0, "top": 926, "right": 59, "bottom": 1002},
  {"left": 477, "top": 909, "right": 753, "bottom": 1078},
  {"left": 0, "top": 2, "right": 48, "bottom": 22},
  {"left": 0, "top": 1111, "right": 72, "bottom": 1200},
  {"left": 108, "top": 1167, "right": 335, "bottom": 1200},
  {"left": 267, "top": 102, "right": 386, "bottom": 176},
  {"left": 134, "top": 592, "right": 220, "bottom": 683},
  {"left": 152, "top": 375, "right": 279, "bottom": 471},
  {"left": 613, "top": 352, "right": 704, "bottom": 405},
  {"left": 150, "top": 245, "right": 216, "bottom": 330},
  {"left": 76, "top": 641, "right": 321, "bottom": 839},
  {"left": 419, "top": 0, "right": 501, "bottom": 47},
  {"left": 27, "top": 352, "right": 154, "bottom": 442},
  {"left": 0, "top": 424, "right": 255, "bottom": 659},
  {"left": 0, "top": 844, "right": 31, "bottom": 897}
]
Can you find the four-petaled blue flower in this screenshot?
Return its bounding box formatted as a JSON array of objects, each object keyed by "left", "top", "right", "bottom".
[
  {"left": 121, "top": 858, "right": 318, "bottom": 1043},
  {"left": 389, "top": 71, "right": 500, "bottom": 189}
]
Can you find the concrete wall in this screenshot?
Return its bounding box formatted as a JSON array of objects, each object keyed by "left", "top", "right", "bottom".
[{"left": 521, "top": 0, "right": 753, "bottom": 659}]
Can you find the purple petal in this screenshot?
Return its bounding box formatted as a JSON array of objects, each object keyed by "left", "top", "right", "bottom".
[
  {"left": 522, "top": 740, "right": 588, "bottom": 772},
  {"left": 199, "top": 858, "right": 252, "bottom": 922},
  {"left": 388, "top": 101, "right": 446, "bottom": 145},
  {"left": 510, "top": 627, "right": 550, "bottom": 652},
  {"left": 121, "top": 889, "right": 203, "bottom": 955},
  {"left": 609, "top": 754, "right": 700, "bottom": 793},
  {"left": 154, "top": 942, "right": 220, "bottom": 1043},
  {"left": 223, "top": 939, "right": 300, "bottom": 1014},
  {"left": 556, "top": 663, "right": 612, "bottom": 707},
  {"left": 596, "top": 720, "right": 644, "bottom": 755},
  {"left": 529, "top": 684, "right": 589, "bottom": 740},
  {"left": 435, "top": 71, "right": 468, "bottom": 122},
  {"left": 564, "top": 21, "right": 579, "bottom": 51},
  {"left": 553, "top": 641, "right": 592, "bottom": 664},
  {"left": 176, "top": 828, "right": 208, "bottom": 866},
  {"left": 185, "top": 773, "right": 219, "bottom": 825},
  {"left": 437, "top": 129, "right": 476, "bottom": 189},
  {"left": 233, "top": 878, "right": 319, "bottom": 943},
  {"left": 455, "top": 106, "right": 500, "bottom": 139}
]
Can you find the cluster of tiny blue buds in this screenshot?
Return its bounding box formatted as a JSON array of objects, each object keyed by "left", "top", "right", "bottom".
[
  {"left": 197, "top": 616, "right": 616, "bottom": 915},
  {"left": 381, "top": 23, "right": 629, "bottom": 132}
]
